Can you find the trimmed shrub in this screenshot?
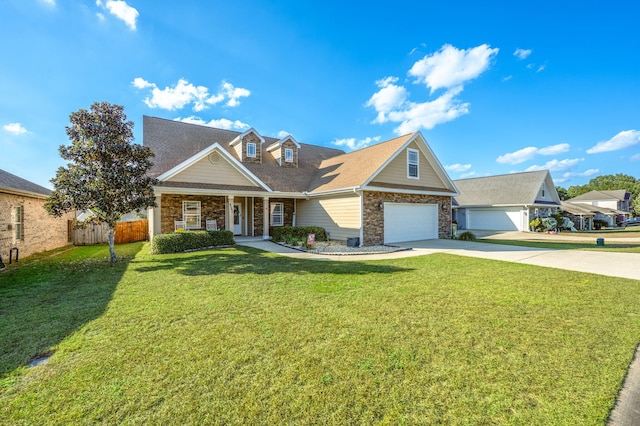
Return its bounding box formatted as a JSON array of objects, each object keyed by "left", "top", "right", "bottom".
[
  {"left": 457, "top": 231, "right": 476, "bottom": 241},
  {"left": 151, "top": 230, "right": 234, "bottom": 254},
  {"left": 593, "top": 219, "right": 608, "bottom": 230},
  {"left": 272, "top": 226, "right": 327, "bottom": 245}
]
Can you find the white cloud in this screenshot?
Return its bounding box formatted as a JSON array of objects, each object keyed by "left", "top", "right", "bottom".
[
  {"left": 41, "top": 0, "right": 55, "bottom": 6},
  {"left": 460, "top": 171, "right": 476, "bottom": 178},
  {"left": 175, "top": 116, "right": 250, "bottom": 131},
  {"left": 221, "top": 81, "right": 250, "bottom": 107},
  {"left": 562, "top": 169, "right": 600, "bottom": 179},
  {"left": 514, "top": 48, "right": 532, "bottom": 60},
  {"left": 537, "top": 65, "right": 545, "bottom": 72},
  {"left": 445, "top": 163, "right": 472, "bottom": 172},
  {"left": 133, "top": 78, "right": 250, "bottom": 112},
  {"left": 3, "top": 123, "right": 28, "bottom": 135},
  {"left": 631, "top": 153, "right": 640, "bottom": 161},
  {"left": 496, "top": 143, "right": 570, "bottom": 164},
  {"left": 277, "top": 130, "right": 290, "bottom": 138},
  {"left": 366, "top": 77, "right": 408, "bottom": 124},
  {"left": 367, "top": 44, "right": 497, "bottom": 135},
  {"left": 586, "top": 130, "right": 640, "bottom": 154},
  {"left": 99, "top": 0, "right": 139, "bottom": 31},
  {"left": 408, "top": 44, "right": 499, "bottom": 93},
  {"left": 502, "top": 75, "right": 513, "bottom": 82},
  {"left": 332, "top": 136, "right": 381, "bottom": 151},
  {"left": 524, "top": 158, "right": 583, "bottom": 172}
]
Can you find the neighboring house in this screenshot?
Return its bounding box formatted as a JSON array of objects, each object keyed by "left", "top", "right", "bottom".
[
  {"left": 0, "top": 169, "right": 73, "bottom": 262},
  {"left": 565, "top": 190, "right": 631, "bottom": 226},
  {"left": 452, "top": 170, "right": 561, "bottom": 232},
  {"left": 144, "top": 116, "right": 458, "bottom": 245},
  {"left": 560, "top": 201, "right": 595, "bottom": 231}
]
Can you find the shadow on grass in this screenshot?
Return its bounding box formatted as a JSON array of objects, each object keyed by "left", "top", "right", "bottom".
[
  {"left": 134, "top": 245, "right": 414, "bottom": 277},
  {"left": 0, "top": 243, "right": 143, "bottom": 380}
]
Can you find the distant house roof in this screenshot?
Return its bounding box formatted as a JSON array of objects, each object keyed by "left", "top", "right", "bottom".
[
  {"left": 453, "top": 170, "right": 560, "bottom": 207},
  {"left": 0, "top": 169, "right": 51, "bottom": 198},
  {"left": 561, "top": 201, "right": 596, "bottom": 216},
  {"left": 569, "top": 189, "right": 630, "bottom": 202}
]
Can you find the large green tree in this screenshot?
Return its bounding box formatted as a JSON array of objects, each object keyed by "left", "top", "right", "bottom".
[{"left": 46, "top": 102, "right": 157, "bottom": 263}]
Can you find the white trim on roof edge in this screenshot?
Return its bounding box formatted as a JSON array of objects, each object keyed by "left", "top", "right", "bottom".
[
  {"left": 0, "top": 185, "right": 49, "bottom": 199},
  {"left": 229, "top": 128, "right": 265, "bottom": 146},
  {"left": 156, "top": 142, "right": 272, "bottom": 192},
  {"left": 266, "top": 135, "right": 301, "bottom": 152},
  {"left": 364, "top": 185, "right": 457, "bottom": 197},
  {"left": 361, "top": 132, "right": 459, "bottom": 196}
]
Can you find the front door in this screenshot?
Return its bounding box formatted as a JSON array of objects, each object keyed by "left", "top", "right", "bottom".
[{"left": 233, "top": 203, "right": 242, "bottom": 235}]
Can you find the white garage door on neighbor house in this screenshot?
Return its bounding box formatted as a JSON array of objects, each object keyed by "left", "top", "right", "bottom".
[
  {"left": 467, "top": 208, "right": 523, "bottom": 231},
  {"left": 383, "top": 203, "right": 438, "bottom": 244}
]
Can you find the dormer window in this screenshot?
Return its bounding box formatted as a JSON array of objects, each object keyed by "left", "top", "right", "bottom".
[
  {"left": 247, "top": 142, "right": 256, "bottom": 158},
  {"left": 285, "top": 148, "right": 293, "bottom": 163},
  {"left": 407, "top": 148, "right": 419, "bottom": 179}
]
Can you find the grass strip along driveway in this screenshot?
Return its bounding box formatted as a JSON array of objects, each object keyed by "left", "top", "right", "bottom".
[{"left": 1, "top": 243, "right": 639, "bottom": 424}]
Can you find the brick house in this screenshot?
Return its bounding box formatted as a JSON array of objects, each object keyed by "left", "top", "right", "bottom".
[
  {"left": 144, "top": 116, "right": 458, "bottom": 246},
  {"left": 0, "top": 169, "right": 73, "bottom": 262}
]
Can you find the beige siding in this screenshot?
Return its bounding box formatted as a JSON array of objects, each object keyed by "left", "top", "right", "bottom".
[
  {"left": 296, "top": 194, "right": 361, "bottom": 241},
  {"left": 167, "top": 154, "right": 258, "bottom": 187},
  {"left": 374, "top": 141, "right": 446, "bottom": 189}
]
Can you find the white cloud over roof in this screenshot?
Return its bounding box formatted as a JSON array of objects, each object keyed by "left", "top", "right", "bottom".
[
  {"left": 408, "top": 44, "right": 499, "bottom": 93},
  {"left": 445, "top": 163, "right": 472, "bottom": 172},
  {"left": 496, "top": 143, "right": 570, "bottom": 164},
  {"left": 3, "top": 123, "right": 28, "bottom": 135},
  {"left": 586, "top": 130, "right": 640, "bottom": 154},
  {"left": 331, "top": 136, "right": 381, "bottom": 151},
  {"left": 174, "top": 116, "right": 250, "bottom": 131},
  {"left": 524, "top": 158, "right": 583, "bottom": 172},
  {"left": 133, "top": 78, "right": 250, "bottom": 112},
  {"left": 366, "top": 44, "right": 498, "bottom": 135}
]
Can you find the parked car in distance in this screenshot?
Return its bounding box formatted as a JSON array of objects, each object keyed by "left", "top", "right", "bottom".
[{"left": 622, "top": 217, "right": 640, "bottom": 227}]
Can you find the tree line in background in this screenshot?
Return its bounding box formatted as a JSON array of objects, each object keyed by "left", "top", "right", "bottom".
[{"left": 556, "top": 173, "right": 640, "bottom": 215}]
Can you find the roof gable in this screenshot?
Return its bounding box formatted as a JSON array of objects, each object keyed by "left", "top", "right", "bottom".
[
  {"left": 157, "top": 142, "right": 271, "bottom": 191},
  {"left": 266, "top": 135, "right": 300, "bottom": 151},
  {"left": 454, "top": 170, "right": 560, "bottom": 207}
]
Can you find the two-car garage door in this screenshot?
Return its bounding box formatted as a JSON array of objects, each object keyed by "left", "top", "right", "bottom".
[
  {"left": 384, "top": 203, "right": 438, "bottom": 244},
  {"left": 466, "top": 208, "right": 523, "bottom": 231}
]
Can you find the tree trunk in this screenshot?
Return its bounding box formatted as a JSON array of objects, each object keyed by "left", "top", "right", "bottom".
[{"left": 108, "top": 225, "right": 117, "bottom": 263}]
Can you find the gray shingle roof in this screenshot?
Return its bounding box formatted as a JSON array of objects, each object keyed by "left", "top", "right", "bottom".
[
  {"left": 569, "top": 189, "right": 630, "bottom": 202},
  {"left": 143, "top": 116, "right": 452, "bottom": 195},
  {"left": 0, "top": 169, "right": 51, "bottom": 197},
  {"left": 453, "top": 170, "right": 555, "bottom": 206}
]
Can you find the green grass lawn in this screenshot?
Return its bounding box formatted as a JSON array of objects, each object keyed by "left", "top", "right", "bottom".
[{"left": 1, "top": 243, "right": 639, "bottom": 424}]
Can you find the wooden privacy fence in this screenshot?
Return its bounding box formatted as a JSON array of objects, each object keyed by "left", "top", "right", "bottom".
[{"left": 69, "top": 219, "right": 149, "bottom": 245}]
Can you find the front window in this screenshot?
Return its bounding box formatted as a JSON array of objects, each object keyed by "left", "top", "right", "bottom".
[
  {"left": 182, "top": 201, "right": 201, "bottom": 229},
  {"left": 247, "top": 142, "right": 256, "bottom": 158},
  {"left": 270, "top": 202, "right": 284, "bottom": 226},
  {"left": 285, "top": 148, "right": 293, "bottom": 163},
  {"left": 407, "top": 148, "right": 419, "bottom": 179},
  {"left": 14, "top": 206, "right": 24, "bottom": 240}
]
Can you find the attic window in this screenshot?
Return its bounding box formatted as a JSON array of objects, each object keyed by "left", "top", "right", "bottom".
[
  {"left": 407, "top": 148, "right": 419, "bottom": 179},
  {"left": 541, "top": 189, "right": 545, "bottom": 197},
  {"left": 285, "top": 148, "right": 293, "bottom": 163},
  {"left": 247, "top": 143, "right": 256, "bottom": 158}
]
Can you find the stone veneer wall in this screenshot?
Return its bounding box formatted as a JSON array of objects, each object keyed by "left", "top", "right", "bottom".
[
  {"left": 160, "top": 194, "right": 226, "bottom": 234},
  {"left": 242, "top": 133, "right": 262, "bottom": 164},
  {"left": 0, "top": 193, "right": 73, "bottom": 261},
  {"left": 362, "top": 191, "right": 452, "bottom": 246},
  {"left": 279, "top": 140, "right": 298, "bottom": 168}
]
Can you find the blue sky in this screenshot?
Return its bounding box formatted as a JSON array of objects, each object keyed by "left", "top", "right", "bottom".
[{"left": 2, "top": 0, "right": 639, "bottom": 189}]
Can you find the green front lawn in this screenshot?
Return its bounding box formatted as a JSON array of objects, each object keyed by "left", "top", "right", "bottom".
[{"left": 1, "top": 243, "right": 639, "bottom": 424}]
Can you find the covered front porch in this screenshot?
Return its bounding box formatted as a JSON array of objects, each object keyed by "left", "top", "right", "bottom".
[{"left": 148, "top": 192, "right": 296, "bottom": 239}]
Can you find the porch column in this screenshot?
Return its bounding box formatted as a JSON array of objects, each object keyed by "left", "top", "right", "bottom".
[
  {"left": 227, "top": 195, "right": 234, "bottom": 232},
  {"left": 263, "top": 196, "right": 269, "bottom": 240}
]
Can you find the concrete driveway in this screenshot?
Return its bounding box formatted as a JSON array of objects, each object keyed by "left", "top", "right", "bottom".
[
  {"left": 240, "top": 239, "right": 639, "bottom": 281},
  {"left": 398, "top": 239, "right": 640, "bottom": 281}
]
